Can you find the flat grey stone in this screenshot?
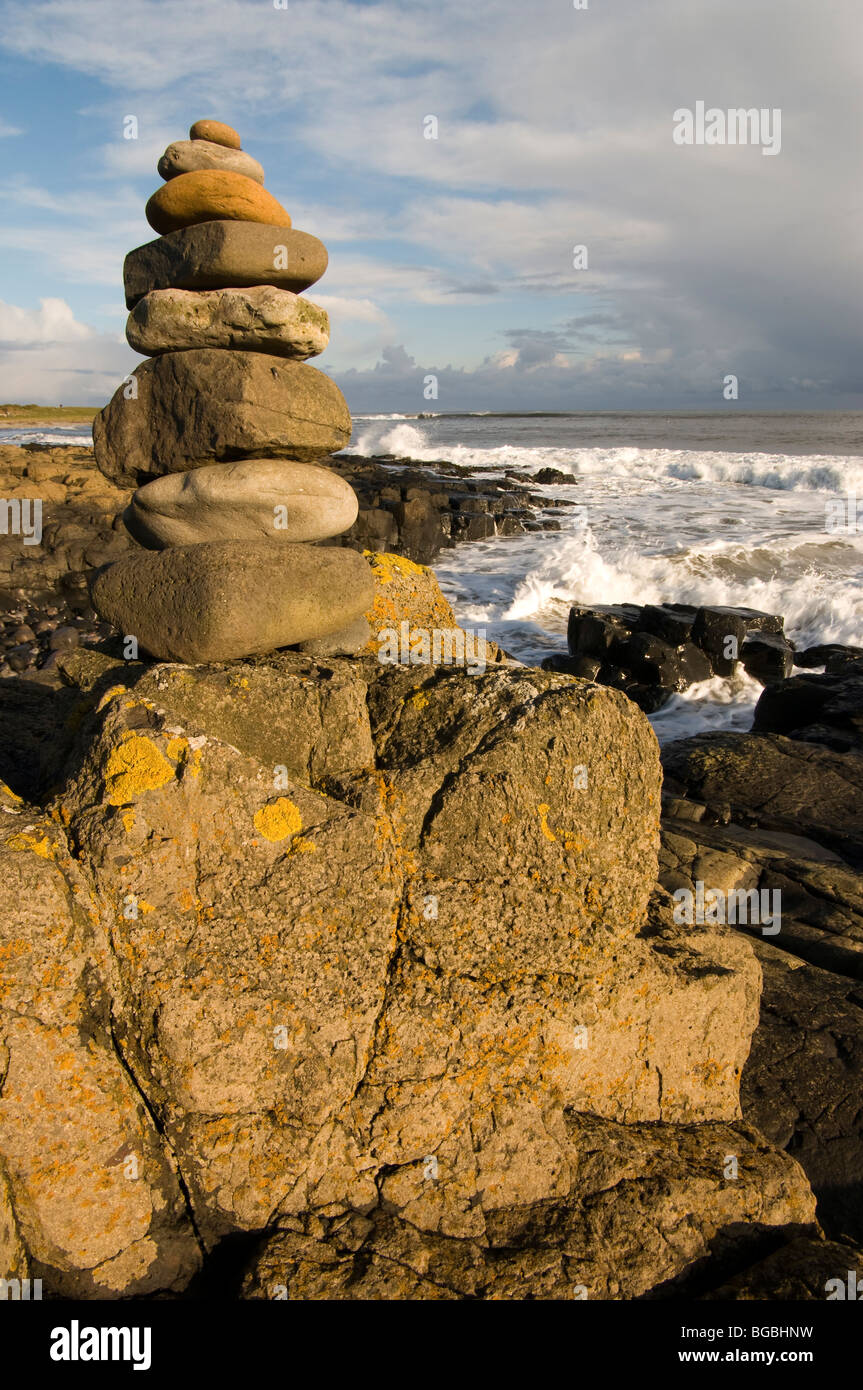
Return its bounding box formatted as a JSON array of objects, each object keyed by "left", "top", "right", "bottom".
[
  {"left": 123, "top": 221, "right": 328, "bottom": 308},
  {"left": 91, "top": 541, "right": 375, "bottom": 663}
]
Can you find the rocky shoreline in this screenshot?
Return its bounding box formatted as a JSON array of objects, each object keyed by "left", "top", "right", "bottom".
[
  {"left": 0, "top": 443, "right": 570, "bottom": 677},
  {"left": 2, "top": 439, "right": 862, "bottom": 1299}
]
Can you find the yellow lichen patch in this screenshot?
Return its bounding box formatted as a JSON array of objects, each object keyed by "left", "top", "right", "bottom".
[
  {"left": 6, "top": 831, "right": 54, "bottom": 860},
  {"left": 410, "top": 691, "right": 429, "bottom": 710},
  {"left": 0, "top": 780, "right": 22, "bottom": 803},
  {"left": 95, "top": 684, "right": 128, "bottom": 712},
  {"left": 364, "top": 550, "right": 428, "bottom": 584},
  {"left": 104, "top": 734, "right": 176, "bottom": 805},
  {"left": 288, "top": 836, "right": 317, "bottom": 855},
  {"left": 537, "top": 803, "right": 584, "bottom": 852},
  {"left": 165, "top": 736, "right": 189, "bottom": 763},
  {"left": 121, "top": 809, "right": 136, "bottom": 833},
  {"left": 254, "top": 798, "right": 303, "bottom": 842}
]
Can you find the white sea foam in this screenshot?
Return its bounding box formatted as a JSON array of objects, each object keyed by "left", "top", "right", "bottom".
[
  {"left": 346, "top": 426, "right": 863, "bottom": 495},
  {"left": 0, "top": 428, "right": 93, "bottom": 446}
]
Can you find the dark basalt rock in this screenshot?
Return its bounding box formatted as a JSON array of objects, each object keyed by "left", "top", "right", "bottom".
[
  {"left": 611, "top": 632, "right": 712, "bottom": 691},
  {"left": 742, "top": 631, "right": 795, "bottom": 685},
  {"left": 795, "top": 642, "right": 863, "bottom": 670},
  {"left": 753, "top": 667, "right": 863, "bottom": 753},
  {"left": 558, "top": 600, "right": 789, "bottom": 707},
  {"left": 326, "top": 454, "right": 572, "bottom": 566}
]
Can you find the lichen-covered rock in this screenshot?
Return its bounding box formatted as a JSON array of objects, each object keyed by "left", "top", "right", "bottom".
[
  {"left": 238, "top": 1113, "right": 815, "bottom": 1300},
  {"left": 126, "top": 287, "right": 329, "bottom": 360},
  {"left": 40, "top": 649, "right": 779, "bottom": 1258},
  {"left": 360, "top": 551, "right": 506, "bottom": 667},
  {"left": 0, "top": 784, "right": 201, "bottom": 1295},
  {"left": 0, "top": 640, "right": 819, "bottom": 1296}
]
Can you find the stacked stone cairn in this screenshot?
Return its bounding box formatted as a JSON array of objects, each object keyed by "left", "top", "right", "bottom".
[{"left": 91, "top": 118, "right": 373, "bottom": 663}]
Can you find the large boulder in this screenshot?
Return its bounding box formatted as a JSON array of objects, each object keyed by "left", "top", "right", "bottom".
[
  {"left": 753, "top": 665, "right": 863, "bottom": 752},
  {"left": 90, "top": 540, "right": 375, "bottom": 662},
  {"left": 239, "top": 1113, "right": 815, "bottom": 1300},
  {"left": 38, "top": 649, "right": 792, "bottom": 1260},
  {"left": 93, "top": 350, "right": 351, "bottom": 486}
]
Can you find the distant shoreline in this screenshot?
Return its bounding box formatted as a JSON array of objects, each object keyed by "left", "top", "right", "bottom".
[{"left": 0, "top": 406, "right": 97, "bottom": 426}]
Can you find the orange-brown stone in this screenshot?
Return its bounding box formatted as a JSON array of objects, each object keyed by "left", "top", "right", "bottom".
[
  {"left": 145, "top": 170, "right": 291, "bottom": 235},
  {"left": 190, "top": 118, "right": 241, "bottom": 149}
]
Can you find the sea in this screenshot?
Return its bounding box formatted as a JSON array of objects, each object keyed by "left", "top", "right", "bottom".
[
  {"left": 345, "top": 411, "right": 863, "bottom": 742},
  {"left": 4, "top": 410, "right": 862, "bottom": 743}
]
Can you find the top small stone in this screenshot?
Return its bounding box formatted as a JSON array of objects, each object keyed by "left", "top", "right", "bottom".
[{"left": 190, "top": 119, "right": 241, "bottom": 149}]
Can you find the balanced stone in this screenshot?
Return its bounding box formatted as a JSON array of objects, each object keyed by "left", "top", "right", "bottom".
[
  {"left": 190, "top": 119, "right": 241, "bottom": 149},
  {"left": 126, "top": 286, "right": 329, "bottom": 359},
  {"left": 93, "top": 349, "right": 351, "bottom": 486},
  {"left": 158, "top": 139, "right": 265, "bottom": 184},
  {"left": 124, "top": 459, "right": 359, "bottom": 548},
  {"left": 145, "top": 170, "right": 291, "bottom": 235},
  {"left": 90, "top": 541, "right": 375, "bottom": 663},
  {"left": 124, "top": 223, "right": 327, "bottom": 307}
]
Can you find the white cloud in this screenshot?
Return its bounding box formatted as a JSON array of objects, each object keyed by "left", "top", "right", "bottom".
[
  {"left": 0, "top": 118, "right": 23, "bottom": 137},
  {"left": 0, "top": 0, "right": 860, "bottom": 402},
  {"left": 0, "top": 330, "right": 135, "bottom": 404},
  {"left": 0, "top": 297, "right": 93, "bottom": 346}
]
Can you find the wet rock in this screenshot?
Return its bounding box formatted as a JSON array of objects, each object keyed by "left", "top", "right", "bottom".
[
  {"left": 795, "top": 643, "right": 863, "bottom": 670},
  {"left": 741, "top": 631, "right": 795, "bottom": 685},
  {"left": 662, "top": 731, "right": 863, "bottom": 864},
  {"left": 753, "top": 667, "right": 863, "bottom": 752},
  {"left": 741, "top": 939, "right": 863, "bottom": 1242}
]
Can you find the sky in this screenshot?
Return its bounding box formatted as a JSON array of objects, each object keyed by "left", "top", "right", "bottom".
[{"left": 0, "top": 0, "right": 860, "bottom": 413}]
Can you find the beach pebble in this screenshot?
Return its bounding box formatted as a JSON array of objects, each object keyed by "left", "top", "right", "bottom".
[
  {"left": 48, "top": 625, "right": 80, "bottom": 652},
  {"left": 145, "top": 170, "right": 290, "bottom": 235},
  {"left": 158, "top": 139, "right": 264, "bottom": 184},
  {"left": 189, "top": 118, "right": 242, "bottom": 148}
]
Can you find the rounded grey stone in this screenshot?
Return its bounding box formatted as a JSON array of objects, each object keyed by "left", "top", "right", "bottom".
[{"left": 125, "top": 458, "right": 358, "bottom": 549}]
